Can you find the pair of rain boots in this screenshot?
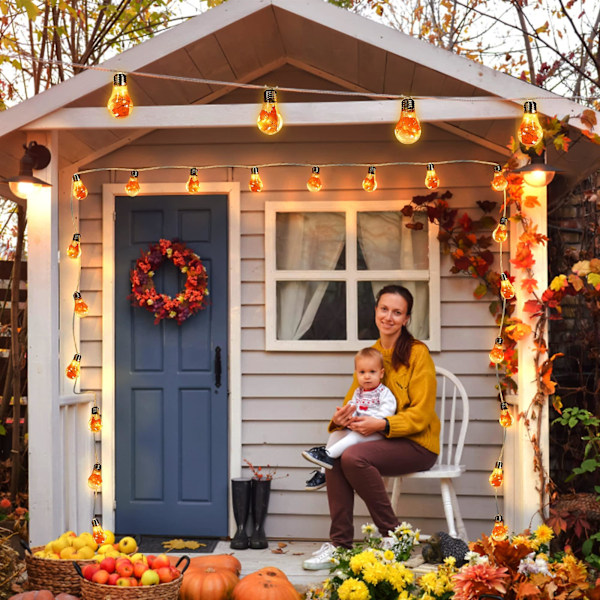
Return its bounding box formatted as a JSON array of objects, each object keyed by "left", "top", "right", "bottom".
[{"left": 230, "top": 478, "right": 271, "bottom": 550}]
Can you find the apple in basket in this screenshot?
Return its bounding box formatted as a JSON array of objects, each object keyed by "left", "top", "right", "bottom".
[
  {"left": 92, "top": 570, "right": 109, "bottom": 585},
  {"left": 152, "top": 554, "right": 170, "bottom": 570},
  {"left": 133, "top": 561, "right": 149, "bottom": 579},
  {"left": 156, "top": 567, "right": 174, "bottom": 584},
  {"left": 116, "top": 558, "right": 134, "bottom": 578},
  {"left": 116, "top": 578, "right": 132, "bottom": 587},
  {"left": 99, "top": 556, "right": 116, "bottom": 574},
  {"left": 140, "top": 569, "right": 160, "bottom": 586},
  {"left": 82, "top": 564, "right": 101, "bottom": 581},
  {"left": 107, "top": 573, "right": 120, "bottom": 586}
]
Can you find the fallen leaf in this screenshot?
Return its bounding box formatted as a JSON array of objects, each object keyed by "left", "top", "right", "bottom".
[
  {"left": 162, "top": 539, "right": 206, "bottom": 550},
  {"left": 271, "top": 548, "right": 285, "bottom": 554},
  {"left": 278, "top": 542, "right": 287, "bottom": 548}
]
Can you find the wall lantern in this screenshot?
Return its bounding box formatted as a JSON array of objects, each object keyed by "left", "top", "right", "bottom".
[
  {"left": 512, "top": 150, "right": 561, "bottom": 188},
  {"left": 3, "top": 142, "right": 52, "bottom": 199}
]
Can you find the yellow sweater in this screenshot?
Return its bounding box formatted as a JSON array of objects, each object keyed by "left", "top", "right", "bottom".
[{"left": 328, "top": 340, "right": 440, "bottom": 455}]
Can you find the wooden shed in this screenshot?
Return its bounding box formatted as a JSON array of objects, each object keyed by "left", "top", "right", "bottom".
[{"left": 1, "top": 0, "right": 599, "bottom": 546}]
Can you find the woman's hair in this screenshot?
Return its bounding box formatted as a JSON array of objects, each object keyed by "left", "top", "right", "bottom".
[{"left": 375, "top": 285, "right": 415, "bottom": 370}]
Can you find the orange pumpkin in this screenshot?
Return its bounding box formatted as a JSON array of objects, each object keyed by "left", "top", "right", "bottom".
[
  {"left": 180, "top": 566, "right": 239, "bottom": 600},
  {"left": 233, "top": 568, "right": 300, "bottom": 600},
  {"left": 169, "top": 554, "right": 242, "bottom": 576}
]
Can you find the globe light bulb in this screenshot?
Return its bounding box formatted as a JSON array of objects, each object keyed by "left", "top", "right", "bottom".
[
  {"left": 72, "top": 174, "right": 88, "bottom": 200},
  {"left": 257, "top": 88, "right": 283, "bottom": 135},
  {"left": 500, "top": 273, "right": 515, "bottom": 299},
  {"left": 518, "top": 101, "right": 543, "bottom": 148},
  {"left": 307, "top": 166, "right": 323, "bottom": 192},
  {"left": 73, "top": 291, "right": 89, "bottom": 317},
  {"left": 394, "top": 98, "right": 422, "bottom": 144},
  {"left": 499, "top": 401, "right": 513, "bottom": 428},
  {"left": 125, "top": 170, "right": 141, "bottom": 197},
  {"left": 9, "top": 181, "right": 39, "bottom": 199},
  {"left": 87, "top": 463, "right": 102, "bottom": 491},
  {"left": 489, "top": 337, "right": 504, "bottom": 364},
  {"left": 491, "top": 165, "right": 508, "bottom": 192},
  {"left": 186, "top": 168, "right": 201, "bottom": 194},
  {"left": 89, "top": 406, "right": 102, "bottom": 433},
  {"left": 92, "top": 518, "right": 106, "bottom": 544},
  {"left": 424, "top": 163, "right": 440, "bottom": 190},
  {"left": 492, "top": 217, "right": 508, "bottom": 243},
  {"left": 107, "top": 72, "right": 133, "bottom": 119},
  {"left": 249, "top": 167, "right": 263, "bottom": 192},
  {"left": 488, "top": 461, "right": 504, "bottom": 487},
  {"left": 491, "top": 514, "right": 508, "bottom": 542},
  {"left": 522, "top": 169, "right": 555, "bottom": 188},
  {"left": 362, "top": 166, "right": 377, "bottom": 192},
  {"left": 66, "top": 354, "right": 81, "bottom": 380},
  {"left": 67, "top": 233, "right": 81, "bottom": 259}
]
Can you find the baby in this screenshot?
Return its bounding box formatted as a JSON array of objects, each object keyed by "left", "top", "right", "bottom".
[{"left": 302, "top": 347, "right": 396, "bottom": 489}]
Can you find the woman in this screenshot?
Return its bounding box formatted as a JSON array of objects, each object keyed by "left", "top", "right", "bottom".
[{"left": 303, "top": 285, "right": 440, "bottom": 570}]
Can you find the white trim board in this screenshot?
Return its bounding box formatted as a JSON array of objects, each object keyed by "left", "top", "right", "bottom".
[{"left": 101, "top": 182, "right": 241, "bottom": 533}]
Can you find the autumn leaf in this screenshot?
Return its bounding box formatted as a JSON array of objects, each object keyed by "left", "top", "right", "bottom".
[
  {"left": 504, "top": 321, "right": 532, "bottom": 341},
  {"left": 473, "top": 283, "right": 488, "bottom": 299},
  {"left": 523, "top": 195, "right": 541, "bottom": 208},
  {"left": 162, "top": 538, "right": 205, "bottom": 550},
  {"left": 523, "top": 299, "right": 543, "bottom": 315},
  {"left": 590, "top": 257, "right": 600, "bottom": 273},
  {"left": 476, "top": 200, "right": 497, "bottom": 213},
  {"left": 550, "top": 274, "right": 568, "bottom": 291},
  {"left": 458, "top": 212, "right": 473, "bottom": 231},
  {"left": 511, "top": 243, "right": 535, "bottom": 269},
  {"left": 552, "top": 394, "right": 563, "bottom": 413},
  {"left": 587, "top": 272, "right": 600, "bottom": 289},
  {"left": 581, "top": 129, "right": 600, "bottom": 145},
  {"left": 553, "top": 133, "right": 570, "bottom": 152},
  {"left": 580, "top": 108, "right": 597, "bottom": 130},
  {"left": 516, "top": 580, "right": 543, "bottom": 597},
  {"left": 567, "top": 273, "right": 584, "bottom": 292},
  {"left": 521, "top": 277, "right": 538, "bottom": 293}
]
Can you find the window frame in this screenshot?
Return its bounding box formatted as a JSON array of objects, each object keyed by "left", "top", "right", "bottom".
[{"left": 265, "top": 200, "right": 440, "bottom": 352}]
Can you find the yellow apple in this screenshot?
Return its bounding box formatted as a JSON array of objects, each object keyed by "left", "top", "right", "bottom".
[
  {"left": 60, "top": 546, "right": 78, "bottom": 559},
  {"left": 44, "top": 541, "right": 54, "bottom": 553},
  {"left": 130, "top": 553, "right": 147, "bottom": 564},
  {"left": 77, "top": 546, "right": 95, "bottom": 560},
  {"left": 118, "top": 536, "right": 137, "bottom": 554},
  {"left": 52, "top": 538, "right": 69, "bottom": 554},
  {"left": 103, "top": 530, "right": 116, "bottom": 545},
  {"left": 140, "top": 569, "right": 160, "bottom": 586},
  {"left": 98, "top": 543, "right": 114, "bottom": 554}
]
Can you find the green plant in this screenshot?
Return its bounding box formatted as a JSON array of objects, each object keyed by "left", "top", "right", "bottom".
[{"left": 582, "top": 531, "right": 600, "bottom": 571}]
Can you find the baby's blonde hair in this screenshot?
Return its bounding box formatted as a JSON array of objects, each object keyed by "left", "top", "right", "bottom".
[{"left": 354, "top": 347, "right": 384, "bottom": 369}]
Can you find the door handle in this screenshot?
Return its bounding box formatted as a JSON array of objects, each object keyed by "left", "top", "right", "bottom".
[{"left": 215, "top": 346, "right": 222, "bottom": 388}]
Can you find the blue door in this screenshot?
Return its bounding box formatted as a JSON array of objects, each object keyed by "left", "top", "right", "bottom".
[{"left": 114, "top": 194, "right": 228, "bottom": 536}]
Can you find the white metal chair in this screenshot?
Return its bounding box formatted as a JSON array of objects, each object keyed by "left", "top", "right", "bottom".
[{"left": 390, "top": 366, "right": 469, "bottom": 540}]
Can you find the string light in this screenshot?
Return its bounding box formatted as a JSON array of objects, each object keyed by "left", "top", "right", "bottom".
[
  {"left": 65, "top": 354, "right": 81, "bottom": 380},
  {"left": 500, "top": 273, "right": 516, "bottom": 299},
  {"left": 362, "top": 166, "right": 377, "bottom": 192},
  {"left": 107, "top": 72, "right": 133, "bottom": 119},
  {"left": 307, "top": 166, "right": 323, "bottom": 192},
  {"left": 424, "top": 163, "right": 440, "bottom": 190},
  {"left": 491, "top": 165, "right": 508, "bottom": 192},
  {"left": 491, "top": 514, "right": 508, "bottom": 541},
  {"left": 186, "top": 168, "right": 200, "bottom": 194},
  {"left": 67, "top": 233, "right": 81, "bottom": 259},
  {"left": 489, "top": 337, "right": 504, "bottom": 364},
  {"left": 518, "top": 101, "right": 543, "bottom": 148},
  {"left": 249, "top": 167, "right": 263, "bottom": 192},
  {"left": 73, "top": 291, "right": 89, "bottom": 317},
  {"left": 257, "top": 88, "right": 283, "bottom": 135},
  {"left": 72, "top": 174, "right": 88, "bottom": 200},
  {"left": 91, "top": 518, "right": 105, "bottom": 544},
  {"left": 394, "top": 98, "right": 421, "bottom": 144},
  {"left": 499, "top": 401, "right": 513, "bottom": 428},
  {"left": 488, "top": 461, "right": 504, "bottom": 487},
  {"left": 492, "top": 217, "right": 508, "bottom": 243},
  {"left": 89, "top": 406, "right": 102, "bottom": 433},
  {"left": 125, "top": 170, "right": 141, "bottom": 196},
  {"left": 87, "top": 462, "right": 102, "bottom": 491}
]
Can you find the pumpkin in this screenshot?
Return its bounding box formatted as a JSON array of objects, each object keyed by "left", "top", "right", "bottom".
[
  {"left": 180, "top": 566, "right": 239, "bottom": 600},
  {"left": 9, "top": 592, "right": 57, "bottom": 600},
  {"left": 169, "top": 554, "right": 242, "bottom": 576},
  {"left": 233, "top": 568, "right": 301, "bottom": 600}
]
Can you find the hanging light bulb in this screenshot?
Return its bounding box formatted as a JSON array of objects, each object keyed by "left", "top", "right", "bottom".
[
  {"left": 362, "top": 166, "right": 377, "bottom": 192},
  {"left": 87, "top": 463, "right": 102, "bottom": 491},
  {"left": 491, "top": 165, "right": 508, "bottom": 192},
  {"left": 249, "top": 167, "right": 263, "bottom": 192},
  {"left": 125, "top": 170, "right": 141, "bottom": 197},
  {"left": 518, "top": 101, "right": 543, "bottom": 148},
  {"left": 307, "top": 166, "right": 323, "bottom": 192},
  {"left": 499, "top": 400, "right": 513, "bottom": 428},
  {"left": 66, "top": 354, "right": 81, "bottom": 380},
  {"left": 394, "top": 98, "right": 422, "bottom": 144},
  {"left": 73, "top": 291, "right": 89, "bottom": 317},
  {"left": 91, "top": 519, "right": 106, "bottom": 545},
  {"left": 89, "top": 405, "right": 102, "bottom": 433},
  {"left": 500, "top": 273, "right": 515, "bottom": 299},
  {"left": 492, "top": 217, "right": 508, "bottom": 243},
  {"left": 72, "top": 174, "right": 88, "bottom": 200},
  {"left": 489, "top": 337, "right": 504, "bottom": 364},
  {"left": 107, "top": 72, "right": 133, "bottom": 119},
  {"left": 257, "top": 88, "right": 283, "bottom": 135},
  {"left": 186, "top": 168, "right": 200, "bottom": 194},
  {"left": 67, "top": 233, "right": 81, "bottom": 259},
  {"left": 424, "top": 163, "right": 440, "bottom": 190},
  {"left": 491, "top": 514, "right": 508, "bottom": 542},
  {"left": 488, "top": 461, "right": 504, "bottom": 487}
]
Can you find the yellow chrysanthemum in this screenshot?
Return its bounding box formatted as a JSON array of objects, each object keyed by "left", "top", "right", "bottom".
[
  {"left": 386, "top": 562, "right": 414, "bottom": 591},
  {"left": 443, "top": 556, "right": 456, "bottom": 567},
  {"left": 323, "top": 579, "right": 332, "bottom": 590},
  {"left": 534, "top": 523, "right": 554, "bottom": 544},
  {"left": 383, "top": 549, "right": 395, "bottom": 561},
  {"left": 511, "top": 535, "right": 533, "bottom": 548},
  {"left": 350, "top": 550, "right": 377, "bottom": 574},
  {"left": 337, "top": 578, "right": 370, "bottom": 600},
  {"left": 363, "top": 561, "right": 387, "bottom": 585}
]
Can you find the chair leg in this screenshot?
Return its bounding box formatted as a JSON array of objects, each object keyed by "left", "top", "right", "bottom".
[
  {"left": 440, "top": 479, "right": 457, "bottom": 538},
  {"left": 448, "top": 481, "right": 468, "bottom": 541}
]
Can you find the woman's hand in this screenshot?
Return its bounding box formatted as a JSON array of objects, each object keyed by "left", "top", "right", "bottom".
[
  {"left": 348, "top": 416, "right": 387, "bottom": 436},
  {"left": 332, "top": 403, "right": 356, "bottom": 428}
]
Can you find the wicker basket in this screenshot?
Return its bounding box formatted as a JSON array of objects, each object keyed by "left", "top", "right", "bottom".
[
  {"left": 25, "top": 546, "right": 95, "bottom": 595},
  {"left": 79, "top": 572, "right": 183, "bottom": 600}
]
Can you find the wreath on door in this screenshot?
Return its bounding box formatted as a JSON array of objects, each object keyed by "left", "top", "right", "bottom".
[{"left": 130, "top": 238, "right": 209, "bottom": 325}]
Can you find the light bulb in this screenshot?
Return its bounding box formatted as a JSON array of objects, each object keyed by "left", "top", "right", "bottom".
[
  {"left": 92, "top": 519, "right": 106, "bottom": 544},
  {"left": 488, "top": 461, "right": 504, "bottom": 487},
  {"left": 522, "top": 169, "right": 555, "bottom": 187},
  {"left": 489, "top": 337, "right": 504, "bottom": 364},
  {"left": 107, "top": 72, "right": 133, "bottom": 119},
  {"left": 307, "top": 166, "right": 323, "bottom": 192},
  {"left": 73, "top": 291, "right": 89, "bottom": 317},
  {"left": 362, "top": 166, "right": 377, "bottom": 192},
  {"left": 72, "top": 174, "right": 88, "bottom": 200},
  {"left": 186, "top": 168, "right": 200, "bottom": 194},
  {"left": 125, "top": 170, "right": 141, "bottom": 197},
  {"left": 67, "top": 233, "right": 81, "bottom": 259},
  {"left": 9, "top": 181, "right": 39, "bottom": 199},
  {"left": 394, "top": 98, "right": 422, "bottom": 144},
  {"left": 88, "top": 463, "right": 102, "bottom": 491},
  {"left": 66, "top": 354, "right": 81, "bottom": 380},
  {"left": 500, "top": 273, "right": 515, "bottom": 299},
  {"left": 257, "top": 88, "right": 283, "bottom": 135},
  {"left": 499, "top": 401, "right": 513, "bottom": 428},
  {"left": 493, "top": 217, "right": 508, "bottom": 243},
  {"left": 249, "top": 167, "right": 263, "bottom": 192},
  {"left": 491, "top": 165, "right": 508, "bottom": 191},
  {"left": 518, "top": 101, "right": 543, "bottom": 148},
  {"left": 491, "top": 515, "right": 508, "bottom": 542},
  {"left": 424, "top": 163, "right": 439, "bottom": 190},
  {"left": 89, "top": 406, "right": 102, "bottom": 433}
]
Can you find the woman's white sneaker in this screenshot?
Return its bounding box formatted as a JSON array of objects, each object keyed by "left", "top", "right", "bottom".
[{"left": 302, "top": 542, "right": 337, "bottom": 570}]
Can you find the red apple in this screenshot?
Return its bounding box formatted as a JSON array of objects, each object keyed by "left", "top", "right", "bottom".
[
  {"left": 146, "top": 554, "right": 156, "bottom": 569},
  {"left": 83, "top": 564, "right": 101, "bottom": 581},
  {"left": 107, "top": 573, "right": 120, "bottom": 586},
  {"left": 116, "top": 558, "right": 134, "bottom": 577},
  {"left": 157, "top": 567, "right": 174, "bottom": 583},
  {"left": 169, "top": 566, "right": 181, "bottom": 579},
  {"left": 133, "top": 562, "right": 149, "bottom": 579},
  {"left": 116, "top": 577, "right": 131, "bottom": 586},
  {"left": 152, "top": 554, "right": 170, "bottom": 570},
  {"left": 92, "top": 569, "right": 110, "bottom": 585},
  {"left": 99, "top": 556, "right": 116, "bottom": 574},
  {"left": 129, "top": 577, "right": 139, "bottom": 587}
]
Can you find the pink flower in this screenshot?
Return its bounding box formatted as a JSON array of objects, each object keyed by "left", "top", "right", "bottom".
[{"left": 452, "top": 563, "right": 510, "bottom": 600}]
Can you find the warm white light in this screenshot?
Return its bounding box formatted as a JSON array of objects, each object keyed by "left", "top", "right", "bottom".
[
  {"left": 9, "top": 181, "right": 39, "bottom": 199},
  {"left": 522, "top": 169, "right": 555, "bottom": 187}
]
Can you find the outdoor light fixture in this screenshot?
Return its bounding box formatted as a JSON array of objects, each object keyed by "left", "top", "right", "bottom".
[
  {"left": 306, "top": 166, "right": 323, "bottom": 192},
  {"left": 513, "top": 151, "right": 560, "bottom": 188},
  {"left": 517, "top": 100, "right": 543, "bottom": 148},
  {"left": 424, "top": 163, "right": 440, "bottom": 190},
  {"left": 3, "top": 141, "right": 51, "bottom": 199},
  {"left": 257, "top": 88, "right": 283, "bottom": 135},
  {"left": 249, "top": 167, "right": 263, "bottom": 192},
  {"left": 394, "top": 98, "right": 421, "bottom": 144},
  {"left": 362, "top": 166, "right": 377, "bottom": 192}
]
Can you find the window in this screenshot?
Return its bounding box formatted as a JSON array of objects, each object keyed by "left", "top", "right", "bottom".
[{"left": 265, "top": 201, "right": 440, "bottom": 351}]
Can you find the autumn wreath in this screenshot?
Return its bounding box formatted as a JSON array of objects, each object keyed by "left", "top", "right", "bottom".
[{"left": 130, "top": 238, "right": 209, "bottom": 324}]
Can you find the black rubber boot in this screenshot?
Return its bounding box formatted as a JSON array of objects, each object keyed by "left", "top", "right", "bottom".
[
  {"left": 230, "top": 478, "right": 251, "bottom": 549},
  {"left": 249, "top": 479, "right": 271, "bottom": 549}
]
